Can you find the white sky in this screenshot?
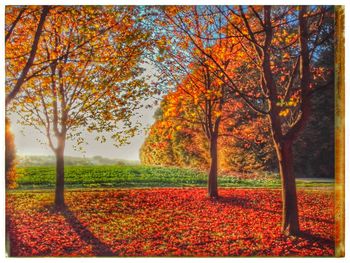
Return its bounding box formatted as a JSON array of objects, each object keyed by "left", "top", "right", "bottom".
[{"left": 9, "top": 103, "right": 156, "bottom": 161}]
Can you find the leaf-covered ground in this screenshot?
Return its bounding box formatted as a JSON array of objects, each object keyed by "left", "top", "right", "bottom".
[{"left": 6, "top": 188, "right": 335, "bottom": 257}]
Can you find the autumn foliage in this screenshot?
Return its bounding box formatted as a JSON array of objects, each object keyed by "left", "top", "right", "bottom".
[
  {"left": 140, "top": 93, "right": 276, "bottom": 173},
  {"left": 7, "top": 188, "right": 334, "bottom": 256},
  {"left": 6, "top": 6, "right": 155, "bottom": 207},
  {"left": 145, "top": 5, "right": 335, "bottom": 234}
]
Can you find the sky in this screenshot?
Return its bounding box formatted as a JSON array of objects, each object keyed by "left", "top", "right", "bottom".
[{"left": 9, "top": 100, "right": 157, "bottom": 161}]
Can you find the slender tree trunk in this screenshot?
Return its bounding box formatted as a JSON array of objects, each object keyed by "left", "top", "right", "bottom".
[
  {"left": 208, "top": 133, "right": 219, "bottom": 198},
  {"left": 54, "top": 137, "right": 65, "bottom": 208},
  {"left": 274, "top": 139, "right": 299, "bottom": 235}
]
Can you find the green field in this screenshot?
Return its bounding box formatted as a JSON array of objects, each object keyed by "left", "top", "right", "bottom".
[{"left": 13, "top": 165, "right": 334, "bottom": 190}]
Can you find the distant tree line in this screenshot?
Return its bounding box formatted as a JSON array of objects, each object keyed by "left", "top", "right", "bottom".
[{"left": 17, "top": 155, "right": 140, "bottom": 167}]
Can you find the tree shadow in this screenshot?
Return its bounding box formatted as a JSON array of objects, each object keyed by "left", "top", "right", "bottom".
[
  {"left": 297, "top": 230, "right": 335, "bottom": 247},
  {"left": 7, "top": 215, "right": 52, "bottom": 257},
  {"left": 214, "top": 196, "right": 334, "bottom": 224},
  {"left": 214, "top": 196, "right": 280, "bottom": 214},
  {"left": 59, "top": 206, "right": 115, "bottom": 256},
  {"left": 215, "top": 196, "right": 335, "bottom": 247}
]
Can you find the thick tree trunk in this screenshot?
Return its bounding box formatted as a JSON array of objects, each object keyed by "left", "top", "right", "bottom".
[
  {"left": 54, "top": 139, "right": 65, "bottom": 208},
  {"left": 208, "top": 134, "right": 219, "bottom": 198},
  {"left": 275, "top": 139, "right": 299, "bottom": 235}
]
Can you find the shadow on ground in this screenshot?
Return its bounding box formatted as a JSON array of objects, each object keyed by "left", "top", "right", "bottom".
[{"left": 58, "top": 205, "right": 115, "bottom": 256}]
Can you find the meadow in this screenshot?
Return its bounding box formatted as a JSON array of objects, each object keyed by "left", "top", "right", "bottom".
[{"left": 14, "top": 165, "right": 334, "bottom": 190}]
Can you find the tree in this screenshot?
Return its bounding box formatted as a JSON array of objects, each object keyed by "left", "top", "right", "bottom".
[
  {"left": 152, "top": 58, "right": 229, "bottom": 198},
  {"left": 293, "top": 84, "right": 334, "bottom": 178},
  {"left": 8, "top": 6, "right": 153, "bottom": 208},
  {"left": 293, "top": 31, "right": 335, "bottom": 178},
  {"left": 219, "top": 111, "right": 276, "bottom": 174},
  {"left": 140, "top": 91, "right": 276, "bottom": 174},
  {"left": 5, "top": 118, "right": 18, "bottom": 189},
  {"left": 151, "top": 7, "right": 247, "bottom": 198},
  {"left": 140, "top": 91, "right": 209, "bottom": 170},
  {"left": 5, "top": 6, "right": 50, "bottom": 190},
  {"left": 5, "top": 6, "right": 50, "bottom": 107},
  {"left": 161, "top": 5, "right": 334, "bottom": 235},
  {"left": 141, "top": 82, "right": 277, "bottom": 174}
]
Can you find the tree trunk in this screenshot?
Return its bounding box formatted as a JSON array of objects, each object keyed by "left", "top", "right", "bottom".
[
  {"left": 54, "top": 138, "right": 65, "bottom": 208},
  {"left": 208, "top": 134, "right": 219, "bottom": 198},
  {"left": 275, "top": 139, "right": 299, "bottom": 235}
]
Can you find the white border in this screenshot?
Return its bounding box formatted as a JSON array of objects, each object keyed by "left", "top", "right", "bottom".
[{"left": 1, "top": 1, "right": 349, "bottom": 262}]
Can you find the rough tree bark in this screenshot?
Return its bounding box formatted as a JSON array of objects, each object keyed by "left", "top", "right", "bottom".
[
  {"left": 208, "top": 133, "right": 219, "bottom": 198},
  {"left": 274, "top": 139, "right": 299, "bottom": 235},
  {"left": 54, "top": 135, "right": 66, "bottom": 208}
]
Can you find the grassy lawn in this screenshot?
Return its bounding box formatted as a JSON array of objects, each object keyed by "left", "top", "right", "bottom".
[{"left": 14, "top": 165, "right": 334, "bottom": 190}]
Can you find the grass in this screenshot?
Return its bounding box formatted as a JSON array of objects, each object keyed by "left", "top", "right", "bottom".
[{"left": 14, "top": 165, "right": 334, "bottom": 190}]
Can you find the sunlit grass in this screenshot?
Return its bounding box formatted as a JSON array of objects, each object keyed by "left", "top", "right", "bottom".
[{"left": 13, "top": 165, "right": 334, "bottom": 190}]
